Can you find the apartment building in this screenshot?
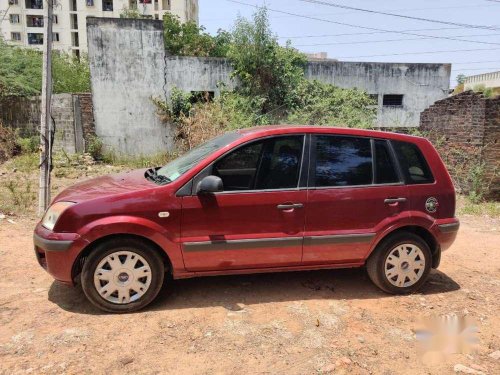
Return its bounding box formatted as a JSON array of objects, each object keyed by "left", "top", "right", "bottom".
[{"left": 0, "top": 0, "right": 198, "bottom": 56}]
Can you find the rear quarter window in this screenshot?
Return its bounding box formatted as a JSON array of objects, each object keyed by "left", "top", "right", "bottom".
[{"left": 392, "top": 141, "right": 434, "bottom": 184}]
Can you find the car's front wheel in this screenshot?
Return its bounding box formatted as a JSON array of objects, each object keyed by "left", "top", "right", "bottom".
[
  {"left": 366, "top": 232, "right": 432, "bottom": 294},
  {"left": 81, "top": 238, "right": 165, "bottom": 313}
]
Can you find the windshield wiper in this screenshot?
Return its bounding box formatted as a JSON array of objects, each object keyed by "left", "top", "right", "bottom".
[{"left": 146, "top": 168, "right": 171, "bottom": 185}]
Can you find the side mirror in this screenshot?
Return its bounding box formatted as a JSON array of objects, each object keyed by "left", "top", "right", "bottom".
[{"left": 196, "top": 175, "right": 223, "bottom": 194}]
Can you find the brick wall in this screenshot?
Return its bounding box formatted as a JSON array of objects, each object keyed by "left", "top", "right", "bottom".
[
  {"left": 77, "top": 93, "right": 96, "bottom": 150},
  {"left": 420, "top": 91, "right": 499, "bottom": 200},
  {"left": 0, "top": 93, "right": 95, "bottom": 154}
]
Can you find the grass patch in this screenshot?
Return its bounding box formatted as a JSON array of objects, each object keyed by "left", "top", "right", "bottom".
[
  {"left": 456, "top": 195, "right": 500, "bottom": 218},
  {"left": 8, "top": 152, "right": 39, "bottom": 173},
  {"left": 101, "top": 151, "right": 177, "bottom": 169}
]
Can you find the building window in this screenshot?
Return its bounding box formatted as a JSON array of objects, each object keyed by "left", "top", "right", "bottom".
[
  {"left": 28, "top": 33, "right": 43, "bottom": 45},
  {"left": 162, "top": 0, "right": 170, "bottom": 10},
  {"left": 71, "top": 32, "right": 79, "bottom": 47},
  {"left": 53, "top": 15, "right": 58, "bottom": 24},
  {"left": 71, "top": 14, "right": 78, "bottom": 29},
  {"left": 27, "top": 15, "right": 44, "bottom": 27},
  {"left": 9, "top": 14, "right": 20, "bottom": 23},
  {"left": 52, "top": 33, "right": 60, "bottom": 42},
  {"left": 11, "top": 32, "right": 22, "bottom": 41},
  {"left": 9, "top": 0, "right": 20, "bottom": 5},
  {"left": 102, "top": 0, "right": 113, "bottom": 11},
  {"left": 25, "top": 0, "right": 43, "bottom": 9},
  {"left": 86, "top": 0, "right": 94, "bottom": 6},
  {"left": 70, "top": 0, "right": 77, "bottom": 11},
  {"left": 383, "top": 94, "right": 404, "bottom": 107}
]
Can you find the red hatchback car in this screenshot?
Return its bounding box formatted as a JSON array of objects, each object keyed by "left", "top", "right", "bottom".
[{"left": 34, "top": 126, "right": 459, "bottom": 312}]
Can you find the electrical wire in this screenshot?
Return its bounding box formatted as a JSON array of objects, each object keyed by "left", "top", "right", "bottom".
[
  {"left": 294, "top": 33, "right": 500, "bottom": 47},
  {"left": 278, "top": 26, "right": 469, "bottom": 40},
  {"left": 226, "top": 0, "right": 500, "bottom": 46},
  {"left": 338, "top": 47, "right": 500, "bottom": 59},
  {"left": 298, "top": 0, "right": 500, "bottom": 31}
]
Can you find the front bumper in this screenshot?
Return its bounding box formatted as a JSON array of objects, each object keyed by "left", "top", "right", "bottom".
[{"left": 33, "top": 223, "right": 89, "bottom": 285}]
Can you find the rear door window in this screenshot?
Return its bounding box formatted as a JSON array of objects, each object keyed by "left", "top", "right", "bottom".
[
  {"left": 374, "top": 140, "right": 400, "bottom": 184},
  {"left": 392, "top": 141, "right": 434, "bottom": 184},
  {"left": 313, "top": 135, "right": 373, "bottom": 187}
]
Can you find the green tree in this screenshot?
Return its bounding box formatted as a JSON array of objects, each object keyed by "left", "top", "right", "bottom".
[
  {"left": 163, "top": 13, "right": 230, "bottom": 57},
  {"left": 119, "top": 7, "right": 147, "bottom": 19},
  {"left": 0, "top": 39, "right": 90, "bottom": 97},
  {"left": 456, "top": 74, "right": 467, "bottom": 85},
  {"left": 227, "top": 8, "right": 306, "bottom": 113}
]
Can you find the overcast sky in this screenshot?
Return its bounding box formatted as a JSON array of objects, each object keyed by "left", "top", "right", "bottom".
[{"left": 199, "top": 0, "right": 500, "bottom": 86}]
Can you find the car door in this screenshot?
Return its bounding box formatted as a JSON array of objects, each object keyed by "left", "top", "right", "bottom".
[
  {"left": 180, "top": 135, "right": 307, "bottom": 271},
  {"left": 303, "top": 135, "right": 409, "bottom": 265}
]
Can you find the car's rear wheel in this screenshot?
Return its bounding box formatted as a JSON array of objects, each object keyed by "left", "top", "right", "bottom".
[
  {"left": 81, "top": 238, "right": 165, "bottom": 313},
  {"left": 366, "top": 231, "right": 432, "bottom": 294}
]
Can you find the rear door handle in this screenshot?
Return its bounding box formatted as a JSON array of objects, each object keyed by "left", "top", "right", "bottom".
[
  {"left": 384, "top": 198, "right": 407, "bottom": 204},
  {"left": 277, "top": 203, "right": 304, "bottom": 210}
]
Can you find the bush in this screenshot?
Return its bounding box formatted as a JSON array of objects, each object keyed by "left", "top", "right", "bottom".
[
  {"left": 0, "top": 122, "right": 17, "bottom": 162},
  {"left": 86, "top": 135, "right": 104, "bottom": 161},
  {"left": 16, "top": 135, "right": 39, "bottom": 154},
  {"left": 288, "top": 80, "right": 376, "bottom": 127}
]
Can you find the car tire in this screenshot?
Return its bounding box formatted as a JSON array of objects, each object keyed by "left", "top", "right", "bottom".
[
  {"left": 366, "top": 231, "right": 432, "bottom": 295},
  {"left": 81, "top": 238, "right": 165, "bottom": 313}
]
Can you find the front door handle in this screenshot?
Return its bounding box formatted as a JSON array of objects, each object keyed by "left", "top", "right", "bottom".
[
  {"left": 277, "top": 203, "right": 304, "bottom": 210},
  {"left": 384, "top": 197, "right": 407, "bottom": 204}
]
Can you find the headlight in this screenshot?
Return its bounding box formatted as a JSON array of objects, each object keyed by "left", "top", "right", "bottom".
[{"left": 42, "top": 202, "right": 75, "bottom": 231}]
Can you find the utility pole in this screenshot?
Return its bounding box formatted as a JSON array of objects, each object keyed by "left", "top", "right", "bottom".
[{"left": 39, "top": 0, "right": 54, "bottom": 216}]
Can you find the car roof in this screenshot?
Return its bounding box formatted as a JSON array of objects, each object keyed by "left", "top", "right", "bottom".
[{"left": 236, "top": 125, "right": 425, "bottom": 142}]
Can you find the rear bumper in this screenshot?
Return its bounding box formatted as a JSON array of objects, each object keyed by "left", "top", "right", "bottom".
[
  {"left": 33, "top": 223, "right": 89, "bottom": 285},
  {"left": 432, "top": 218, "right": 460, "bottom": 252}
]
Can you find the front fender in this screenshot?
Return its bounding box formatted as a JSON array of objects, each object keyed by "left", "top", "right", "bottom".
[{"left": 77, "top": 216, "right": 185, "bottom": 275}]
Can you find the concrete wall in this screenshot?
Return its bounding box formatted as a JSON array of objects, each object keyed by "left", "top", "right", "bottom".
[
  {"left": 164, "top": 56, "right": 238, "bottom": 97},
  {"left": 87, "top": 17, "right": 175, "bottom": 155},
  {"left": 305, "top": 61, "right": 450, "bottom": 127},
  {"left": 0, "top": 93, "right": 94, "bottom": 154},
  {"left": 164, "top": 58, "right": 450, "bottom": 127},
  {"left": 464, "top": 71, "right": 500, "bottom": 90},
  {"left": 87, "top": 18, "right": 451, "bottom": 155},
  {"left": 420, "top": 91, "right": 500, "bottom": 200}
]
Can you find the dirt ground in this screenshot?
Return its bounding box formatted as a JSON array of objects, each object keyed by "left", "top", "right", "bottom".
[
  {"left": 0, "top": 211, "right": 499, "bottom": 374},
  {"left": 0, "top": 156, "right": 499, "bottom": 374}
]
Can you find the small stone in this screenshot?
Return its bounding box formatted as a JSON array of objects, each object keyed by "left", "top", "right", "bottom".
[
  {"left": 489, "top": 350, "right": 500, "bottom": 360},
  {"left": 12, "top": 168, "right": 17, "bottom": 173},
  {"left": 453, "top": 364, "right": 485, "bottom": 374},
  {"left": 319, "top": 364, "right": 336, "bottom": 373},
  {"left": 470, "top": 364, "right": 487, "bottom": 372},
  {"left": 357, "top": 336, "right": 365, "bottom": 343},
  {"left": 341, "top": 357, "right": 352, "bottom": 365},
  {"left": 119, "top": 356, "right": 134, "bottom": 366}
]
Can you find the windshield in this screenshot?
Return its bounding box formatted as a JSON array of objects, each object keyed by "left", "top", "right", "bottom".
[{"left": 155, "top": 132, "right": 242, "bottom": 183}]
